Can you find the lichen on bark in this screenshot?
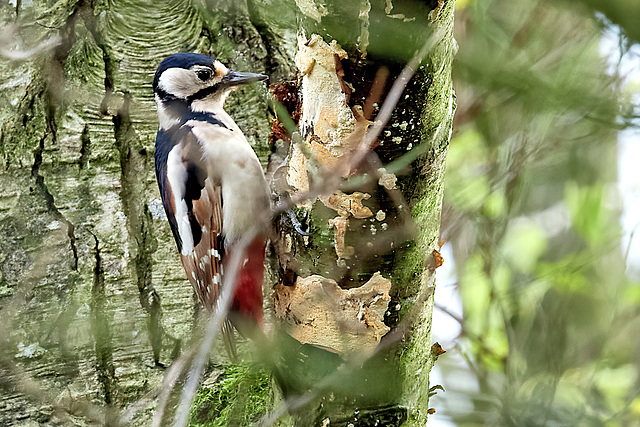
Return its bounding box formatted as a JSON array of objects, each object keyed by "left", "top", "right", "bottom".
[{"left": 391, "top": 2, "right": 456, "bottom": 422}]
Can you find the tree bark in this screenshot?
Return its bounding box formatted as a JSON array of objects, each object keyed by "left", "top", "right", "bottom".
[
  {"left": 0, "top": 1, "right": 284, "bottom": 424},
  {"left": 270, "top": 0, "right": 456, "bottom": 425},
  {"left": 0, "top": 0, "right": 454, "bottom": 424}
]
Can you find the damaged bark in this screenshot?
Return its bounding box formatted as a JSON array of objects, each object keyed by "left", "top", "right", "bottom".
[{"left": 270, "top": 0, "right": 456, "bottom": 424}]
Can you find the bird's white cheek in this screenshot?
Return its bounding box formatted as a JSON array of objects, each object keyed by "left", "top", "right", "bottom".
[
  {"left": 191, "top": 95, "right": 226, "bottom": 112},
  {"left": 158, "top": 68, "right": 200, "bottom": 99}
]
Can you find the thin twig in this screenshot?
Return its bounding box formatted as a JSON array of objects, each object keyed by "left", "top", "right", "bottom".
[
  {"left": 624, "top": 222, "right": 639, "bottom": 265},
  {"left": 434, "top": 302, "right": 465, "bottom": 327},
  {"left": 151, "top": 355, "right": 191, "bottom": 427}
]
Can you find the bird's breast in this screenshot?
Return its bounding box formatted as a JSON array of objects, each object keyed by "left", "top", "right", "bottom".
[{"left": 189, "top": 121, "right": 270, "bottom": 243}]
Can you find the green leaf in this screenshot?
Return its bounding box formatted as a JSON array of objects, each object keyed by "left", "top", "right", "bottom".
[
  {"left": 564, "top": 181, "right": 610, "bottom": 246},
  {"left": 501, "top": 220, "right": 547, "bottom": 274}
]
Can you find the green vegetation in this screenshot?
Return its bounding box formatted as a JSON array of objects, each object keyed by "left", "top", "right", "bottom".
[
  {"left": 190, "top": 365, "right": 272, "bottom": 426},
  {"left": 432, "top": 0, "right": 640, "bottom": 424}
]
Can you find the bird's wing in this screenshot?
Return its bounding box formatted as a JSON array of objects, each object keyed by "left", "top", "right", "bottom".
[
  {"left": 183, "top": 173, "right": 238, "bottom": 358},
  {"left": 156, "top": 129, "right": 224, "bottom": 311},
  {"left": 181, "top": 178, "right": 224, "bottom": 310}
]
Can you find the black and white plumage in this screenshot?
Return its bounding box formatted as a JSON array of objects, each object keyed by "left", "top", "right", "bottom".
[{"left": 153, "top": 53, "right": 270, "bottom": 341}]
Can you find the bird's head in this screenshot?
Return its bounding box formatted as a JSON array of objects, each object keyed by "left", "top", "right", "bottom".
[{"left": 153, "top": 53, "right": 267, "bottom": 128}]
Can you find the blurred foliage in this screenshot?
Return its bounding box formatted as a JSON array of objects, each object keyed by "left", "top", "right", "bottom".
[
  {"left": 437, "top": 0, "right": 640, "bottom": 425},
  {"left": 564, "top": 0, "right": 640, "bottom": 46}
]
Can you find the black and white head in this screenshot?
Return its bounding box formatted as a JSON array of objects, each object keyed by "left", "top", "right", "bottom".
[{"left": 153, "top": 53, "right": 267, "bottom": 129}]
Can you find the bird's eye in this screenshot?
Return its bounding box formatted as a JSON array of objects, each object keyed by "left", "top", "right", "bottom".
[{"left": 196, "top": 69, "right": 212, "bottom": 81}]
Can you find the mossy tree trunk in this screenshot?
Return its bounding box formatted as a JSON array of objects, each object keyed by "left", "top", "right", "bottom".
[
  {"left": 0, "top": 0, "right": 454, "bottom": 424},
  {"left": 270, "top": 0, "right": 456, "bottom": 425},
  {"left": 0, "top": 0, "right": 287, "bottom": 424}
]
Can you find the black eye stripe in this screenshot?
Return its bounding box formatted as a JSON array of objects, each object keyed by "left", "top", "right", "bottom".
[
  {"left": 156, "top": 87, "right": 181, "bottom": 102},
  {"left": 156, "top": 82, "right": 221, "bottom": 104},
  {"left": 187, "top": 83, "right": 221, "bottom": 102}
]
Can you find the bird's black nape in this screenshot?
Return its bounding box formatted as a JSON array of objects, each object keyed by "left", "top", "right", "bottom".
[{"left": 153, "top": 53, "right": 216, "bottom": 92}]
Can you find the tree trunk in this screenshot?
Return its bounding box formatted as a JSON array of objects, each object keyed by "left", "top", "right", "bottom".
[
  {"left": 0, "top": 1, "right": 285, "bottom": 424},
  {"left": 0, "top": 0, "right": 454, "bottom": 424},
  {"left": 271, "top": 0, "right": 456, "bottom": 425}
]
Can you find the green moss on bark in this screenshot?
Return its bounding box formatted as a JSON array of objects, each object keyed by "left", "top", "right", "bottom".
[
  {"left": 395, "top": 1, "right": 456, "bottom": 425},
  {"left": 189, "top": 365, "right": 272, "bottom": 427}
]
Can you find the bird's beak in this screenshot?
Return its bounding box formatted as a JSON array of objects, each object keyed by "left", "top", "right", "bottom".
[{"left": 222, "top": 71, "right": 269, "bottom": 87}]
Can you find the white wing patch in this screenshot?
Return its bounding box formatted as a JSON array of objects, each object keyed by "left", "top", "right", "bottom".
[{"left": 166, "top": 144, "right": 194, "bottom": 255}]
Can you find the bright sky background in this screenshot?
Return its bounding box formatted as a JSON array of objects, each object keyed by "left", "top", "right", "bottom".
[{"left": 602, "top": 23, "right": 640, "bottom": 277}]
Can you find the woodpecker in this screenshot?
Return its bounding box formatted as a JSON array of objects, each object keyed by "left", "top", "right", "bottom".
[{"left": 153, "top": 53, "right": 270, "bottom": 346}]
